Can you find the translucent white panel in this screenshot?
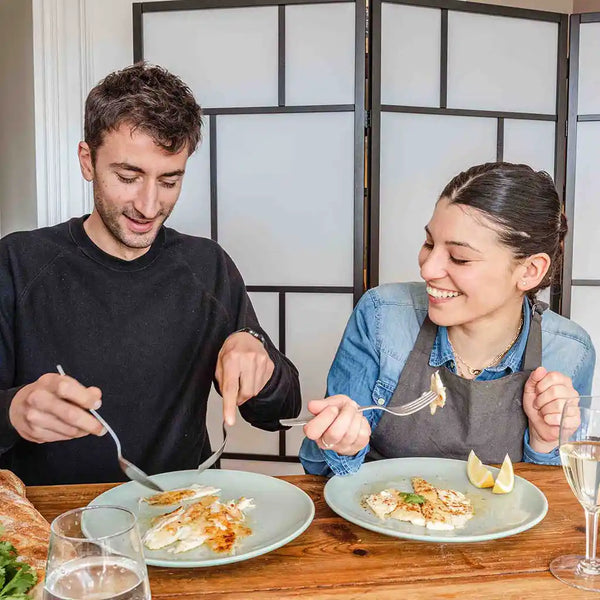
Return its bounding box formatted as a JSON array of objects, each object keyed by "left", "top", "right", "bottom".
[
  {"left": 227, "top": 415, "right": 280, "bottom": 454},
  {"left": 285, "top": 293, "right": 354, "bottom": 455},
  {"left": 217, "top": 112, "right": 354, "bottom": 286},
  {"left": 248, "top": 292, "right": 279, "bottom": 348},
  {"left": 206, "top": 387, "right": 224, "bottom": 448},
  {"left": 578, "top": 23, "right": 600, "bottom": 115},
  {"left": 571, "top": 287, "right": 600, "bottom": 395},
  {"left": 381, "top": 3, "right": 440, "bottom": 107},
  {"left": 503, "top": 120, "right": 555, "bottom": 176},
  {"left": 220, "top": 459, "right": 304, "bottom": 476},
  {"left": 447, "top": 12, "right": 557, "bottom": 114},
  {"left": 166, "top": 127, "right": 211, "bottom": 238},
  {"left": 285, "top": 3, "right": 355, "bottom": 106},
  {"left": 573, "top": 122, "right": 600, "bottom": 279},
  {"left": 537, "top": 287, "right": 551, "bottom": 306},
  {"left": 379, "top": 112, "right": 497, "bottom": 284},
  {"left": 143, "top": 8, "right": 278, "bottom": 108}
]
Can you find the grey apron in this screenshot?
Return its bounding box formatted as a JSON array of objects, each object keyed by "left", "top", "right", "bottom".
[{"left": 369, "top": 303, "right": 545, "bottom": 465}]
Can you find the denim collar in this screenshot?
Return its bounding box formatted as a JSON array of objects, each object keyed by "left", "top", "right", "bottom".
[{"left": 429, "top": 299, "right": 532, "bottom": 377}]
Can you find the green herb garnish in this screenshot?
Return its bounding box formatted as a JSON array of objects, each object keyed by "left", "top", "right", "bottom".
[
  {"left": 0, "top": 541, "right": 37, "bottom": 599},
  {"left": 399, "top": 492, "right": 426, "bottom": 505}
]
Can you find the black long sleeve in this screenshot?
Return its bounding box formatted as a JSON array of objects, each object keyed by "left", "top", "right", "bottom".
[{"left": 0, "top": 217, "right": 300, "bottom": 484}]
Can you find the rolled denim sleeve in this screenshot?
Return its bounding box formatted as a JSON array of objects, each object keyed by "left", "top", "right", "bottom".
[
  {"left": 522, "top": 428, "right": 560, "bottom": 465},
  {"left": 299, "top": 292, "right": 380, "bottom": 476}
]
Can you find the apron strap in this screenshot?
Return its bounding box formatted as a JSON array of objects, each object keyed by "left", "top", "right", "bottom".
[
  {"left": 522, "top": 301, "right": 546, "bottom": 371},
  {"left": 413, "top": 316, "right": 438, "bottom": 355}
]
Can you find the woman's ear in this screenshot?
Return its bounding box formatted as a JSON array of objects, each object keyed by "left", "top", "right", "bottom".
[{"left": 518, "top": 253, "right": 551, "bottom": 292}]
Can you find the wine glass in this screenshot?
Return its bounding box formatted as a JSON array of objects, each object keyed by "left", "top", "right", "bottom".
[
  {"left": 43, "top": 505, "right": 151, "bottom": 600},
  {"left": 550, "top": 395, "right": 600, "bottom": 592}
]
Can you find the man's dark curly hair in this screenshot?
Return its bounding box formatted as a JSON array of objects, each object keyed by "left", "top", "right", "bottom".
[{"left": 84, "top": 62, "right": 202, "bottom": 162}]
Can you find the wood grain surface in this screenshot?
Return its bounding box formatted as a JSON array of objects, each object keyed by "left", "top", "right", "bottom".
[{"left": 27, "top": 464, "right": 593, "bottom": 599}]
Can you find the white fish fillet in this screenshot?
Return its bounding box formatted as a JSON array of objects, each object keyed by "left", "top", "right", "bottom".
[
  {"left": 141, "top": 484, "right": 221, "bottom": 506},
  {"left": 362, "top": 477, "right": 473, "bottom": 531},
  {"left": 143, "top": 495, "right": 255, "bottom": 554},
  {"left": 429, "top": 370, "right": 447, "bottom": 415}
]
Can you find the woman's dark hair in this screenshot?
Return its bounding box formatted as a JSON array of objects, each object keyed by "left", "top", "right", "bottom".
[
  {"left": 84, "top": 62, "right": 203, "bottom": 163},
  {"left": 440, "top": 162, "right": 567, "bottom": 300}
]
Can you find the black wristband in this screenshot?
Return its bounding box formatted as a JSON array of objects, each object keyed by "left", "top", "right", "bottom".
[{"left": 235, "top": 327, "right": 267, "bottom": 349}]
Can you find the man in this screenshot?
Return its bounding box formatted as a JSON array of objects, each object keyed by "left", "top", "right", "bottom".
[{"left": 0, "top": 63, "right": 301, "bottom": 485}]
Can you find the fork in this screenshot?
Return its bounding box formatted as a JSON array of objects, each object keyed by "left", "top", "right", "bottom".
[
  {"left": 197, "top": 422, "right": 228, "bottom": 473},
  {"left": 279, "top": 390, "right": 439, "bottom": 427},
  {"left": 56, "top": 365, "right": 164, "bottom": 493}
]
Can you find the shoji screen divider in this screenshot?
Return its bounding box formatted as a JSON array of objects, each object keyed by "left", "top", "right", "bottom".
[
  {"left": 133, "top": 0, "right": 366, "bottom": 468},
  {"left": 368, "top": 0, "right": 568, "bottom": 313},
  {"left": 133, "top": 0, "right": 595, "bottom": 465},
  {"left": 564, "top": 12, "right": 600, "bottom": 393}
]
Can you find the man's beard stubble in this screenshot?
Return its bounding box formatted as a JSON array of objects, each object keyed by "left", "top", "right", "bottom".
[{"left": 93, "top": 186, "right": 173, "bottom": 250}]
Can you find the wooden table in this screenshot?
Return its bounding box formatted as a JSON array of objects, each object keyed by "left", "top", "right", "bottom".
[{"left": 28, "top": 464, "right": 594, "bottom": 599}]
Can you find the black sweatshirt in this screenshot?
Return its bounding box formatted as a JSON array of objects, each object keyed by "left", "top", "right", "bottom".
[{"left": 0, "top": 217, "right": 301, "bottom": 485}]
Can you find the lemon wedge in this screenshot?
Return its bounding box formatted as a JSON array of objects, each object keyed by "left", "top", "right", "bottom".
[
  {"left": 467, "top": 450, "right": 494, "bottom": 488},
  {"left": 492, "top": 454, "right": 514, "bottom": 494}
]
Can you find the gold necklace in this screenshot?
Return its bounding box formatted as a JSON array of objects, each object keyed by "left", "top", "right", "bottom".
[{"left": 448, "top": 315, "right": 524, "bottom": 377}]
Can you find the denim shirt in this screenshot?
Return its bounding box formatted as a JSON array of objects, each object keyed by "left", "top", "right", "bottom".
[{"left": 299, "top": 282, "right": 596, "bottom": 476}]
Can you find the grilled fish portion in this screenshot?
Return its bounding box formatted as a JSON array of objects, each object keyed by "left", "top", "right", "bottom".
[
  {"left": 143, "top": 495, "right": 254, "bottom": 554},
  {"left": 363, "top": 477, "right": 473, "bottom": 530},
  {"left": 141, "top": 484, "right": 221, "bottom": 506},
  {"left": 429, "top": 370, "right": 447, "bottom": 415}
]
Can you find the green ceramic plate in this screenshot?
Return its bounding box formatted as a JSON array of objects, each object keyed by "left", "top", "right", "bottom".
[
  {"left": 324, "top": 457, "right": 548, "bottom": 543},
  {"left": 89, "top": 469, "right": 314, "bottom": 567}
]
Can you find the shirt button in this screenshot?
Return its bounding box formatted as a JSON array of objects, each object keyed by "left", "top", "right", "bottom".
[{"left": 377, "top": 398, "right": 385, "bottom": 406}]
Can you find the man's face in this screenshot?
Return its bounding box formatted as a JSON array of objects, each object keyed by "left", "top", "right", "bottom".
[{"left": 78, "top": 123, "right": 188, "bottom": 260}]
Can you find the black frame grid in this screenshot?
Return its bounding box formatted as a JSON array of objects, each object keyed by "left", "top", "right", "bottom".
[
  {"left": 562, "top": 12, "right": 600, "bottom": 317},
  {"left": 367, "top": 0, "right": 568, "bottom": 313},
  {"left": 133, "top": 0, "right": 366, "bottom": 464}
]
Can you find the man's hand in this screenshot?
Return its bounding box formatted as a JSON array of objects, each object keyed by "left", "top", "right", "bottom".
[
  {"left": 8, "top": 373, "right": 106, "bottom": 443},
  {"left": 523, "top": 366, "right": 580, "bottom": 454},
  {"left": 303, "top": 395, "right": 371, "bottom": 456},
  {"left": 215, "top": 331, "right": 275, "bottom": 426}
]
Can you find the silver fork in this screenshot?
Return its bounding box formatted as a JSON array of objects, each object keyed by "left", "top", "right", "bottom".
[
  {"left": 197, "top": 423, "right": 228, "bottom": 473},
  {"left": 56, "top": 365, "right": 164, "bottom": 493},
  {"left": 279, "top": 390, "right": 439, "bottom": 427}
]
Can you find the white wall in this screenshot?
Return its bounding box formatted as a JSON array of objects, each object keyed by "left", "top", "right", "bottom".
[{"left": 0, "top": 0, "right": 37, "bottom": 235}]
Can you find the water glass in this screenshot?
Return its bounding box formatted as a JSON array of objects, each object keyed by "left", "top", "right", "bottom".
[{"left": 43, "top": 505, "right": 151, "bottom": 600}]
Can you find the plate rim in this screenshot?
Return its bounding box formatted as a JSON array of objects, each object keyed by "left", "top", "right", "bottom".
[
  {"left": 89, "top": 469, "right": 315, "bottom": 567},
  {"left": 323, "top": 456, "right": 549, "bottom": 543}
]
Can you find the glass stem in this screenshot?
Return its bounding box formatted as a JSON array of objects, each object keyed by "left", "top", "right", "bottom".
[
  {"left": 586, "top": 510, "right": 599, "bottom": 563},
  {"left": 580, "top": 508, "right": 600, "bottom": 575}
]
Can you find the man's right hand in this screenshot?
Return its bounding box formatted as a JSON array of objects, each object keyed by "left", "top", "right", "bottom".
[{"left": 8, "top": 373, "right": 106, "bottom": 443}]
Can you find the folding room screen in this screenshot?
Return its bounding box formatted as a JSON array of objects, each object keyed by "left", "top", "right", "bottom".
[{"left": 132, "top": 0, "right": 596, "bottom": 465}]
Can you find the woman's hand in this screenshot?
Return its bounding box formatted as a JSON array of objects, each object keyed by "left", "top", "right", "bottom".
[
  {"left": 523, "top": 366, "right": 580, "bottom": 454},
  {"left": 303, "top": 395, "right": 371, "bottom": 456}
]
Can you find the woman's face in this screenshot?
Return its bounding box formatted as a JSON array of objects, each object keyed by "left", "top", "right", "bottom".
[{"left": 418, "top": 197, "right": 524, "bottom": 328}]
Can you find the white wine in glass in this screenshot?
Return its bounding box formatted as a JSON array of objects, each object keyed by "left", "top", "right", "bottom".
[{"left": 551, "top": 396, "right": 600, "bottom": 592}]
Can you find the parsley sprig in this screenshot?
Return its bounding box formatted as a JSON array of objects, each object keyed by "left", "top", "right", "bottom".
[
  {"left": 398, "top": 492, "right": 426, "bottom": 505},
  {"left": 0, "top": 540, "right": 38, "bottom": 599}
]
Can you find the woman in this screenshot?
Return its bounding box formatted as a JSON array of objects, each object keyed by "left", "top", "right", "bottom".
[{"left": 299, "top": 162, "right": 595, "bottom": 476}]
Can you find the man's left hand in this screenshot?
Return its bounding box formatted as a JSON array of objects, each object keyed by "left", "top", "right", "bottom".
[{"left": 215, "top": 331, "right": 274, "bottom": 426}]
